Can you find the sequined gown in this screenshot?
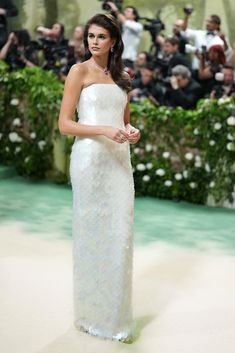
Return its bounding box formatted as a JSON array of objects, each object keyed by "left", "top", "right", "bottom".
[{"left": 69, "top": 83, "right": 135, "bottom": 342}]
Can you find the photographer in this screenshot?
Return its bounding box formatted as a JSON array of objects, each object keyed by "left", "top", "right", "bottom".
[
  {"left": 182, "top": 10, "right": 228, "bottom": 74},
  {"left": 130, "top": 62, "right": 164, "bottom": 106},
  {"left": 0, "top": 29, "right": 38, "bottom": 70},
  {"left": 164, "top": 65, "right": 201, "bottom": 109},
  {"left": 107, "top": 2, "right": 143, "bottom": 69},
  {"left": 198, "top": 44, "right": 225, "bottom": 96},
  {"left": 210, "top": 64, "right": 235, "bottom": 99},
  {"left": 157, "top": 36, "right": 190, "bottom": 79},
  {"left": 156, "top": 19, "right": 188, "bottom": 56},
  {"left": 36, "top": 22, "right": 70, "bottom": 79},
  {"left": 0, "top": 0, "right": 18, "bottom": 49}
]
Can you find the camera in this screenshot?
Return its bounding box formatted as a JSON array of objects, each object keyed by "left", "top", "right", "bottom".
[
  {"left": 183, "top": 5, "right": 194, "bottom": 15},
  {"left": 37, "top": 37, "right": 69, "bottom": 76},
  {"left": 213, "top": 72, "right": 225, "bottom": 99},
  {"left": 140, "top": 11, "right": 165, "bottom": 50},
  {"left": 98, "top": 0, "right": 123, "bottom": 12}
]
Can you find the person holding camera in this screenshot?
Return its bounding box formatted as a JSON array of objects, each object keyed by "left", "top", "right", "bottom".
[
  {"left": 164, "top": 64, "right": 202, "bottom": 109},
  {"left": 130, "top": 62, "right": 163, "bottom": 105},
  {"left": 0, "top": 29, "right": 38, "bottom": 70},
  {"left": 107, "top": 2, "right": 143, "bottom": 69},
  {"left": 0, "top": 0, "right": 18, "bottom": 49},
  {"left": 197, "top": 44, "right": 226, "bottom": 96},
  {"left": 182, "top": 9, "right": 227, "bottom": 73},
  {"left": 210, "top": 64, "right": 235, "bottom": 99}
]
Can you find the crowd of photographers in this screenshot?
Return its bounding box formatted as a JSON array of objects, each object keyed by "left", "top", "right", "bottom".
[{"left": 1, "top": 0, "right": 235, "bottom": 109}]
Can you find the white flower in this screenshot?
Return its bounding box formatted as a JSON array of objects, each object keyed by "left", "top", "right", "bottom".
[
  {"left": 175, "top": 173, "right": 183, "bottom": 180},
  {"left": 12, "top": 118, "right": 21, "bottom": 126},
  {"left": 146, "top": 162, "right": 153, "bottom": 170},
  {"left": 143, "top": 175, "right": 150, "bottom": 182},
  {"left": 209, "top": 140, "right": 215, "bottom": 146},
  {"left": 227, "top": 116, "right": 235, "bottom": 126},
  {"left": 195, "top": 161, "right": 202, "bottom": 168},
  {"left": 136, "top": 163, "right": 146, "bottom": 171},
  {"left": 227, "top": 142, "right": 235, "bottom": 151},
  {"left": 0, "top": 133, "right": 2, "bottom": 140},
  {"left": 38, "top": 140, "right": 46, "bottom": 150},
  {"left": 214, "top": 122, "right": 222, "bottom": 130},
  {"left": 218, "top": 97, "right": 226, "bottom": 105},
  {"left": 134, "top": 147, "right": 140, "bottom": 154},
  {"left": 145, "top": 144, "right": 152, "bottom": 152},
  {"left": 227, "top": 133, "right": 234, "bottom": 141},
  {"left": 162, "top": 151, "right": 170, "bottom": 159},
  {"left": 132, "top": 168, "right": 135, "bottom": 173},
  {"left": 189, "top": 182, "right": 197, "bottom": 189},
  {"left": 9, "top": 132, "right": 22, "bottom": 143},
  {"left": 24, "top": 156, "right": 30, "bottom": 163},
  {"left": 193, "top": 128, "right": 199, "bottom": 135},
  {"left": 205, "top": 163, "right": 211, "bottom": 172},
  {"left": 195, "top": 155, "right": 201, "bottom": 162},
  {"left": 5, "top": 146, "right": 9, "bottom": 152},
  {"left": 164, "top": 180, "right": 172, "bottom": 187},
  {"left": 30, "top": 132, "right": 36, "bottom": 139},
  {"left": 10, "top": 98, "right": 19, "bottom": 106},
  {"left": 15, "top": 146, "right": 21, "bottom": 153},
  {"left": 209, "top": 181, "right": 215, "bottom": 188},
  {"left": 185, "top": 152, "right": 193, "bottom": 160},
  {"left": 183, "top": 170, "right": 188, "bottom": 178},
  {"left": 138, "top": 123, "right": 144, "bottom": 130},
  {"left": 156, "top": 168, "right": 165, "bottom": 176}
]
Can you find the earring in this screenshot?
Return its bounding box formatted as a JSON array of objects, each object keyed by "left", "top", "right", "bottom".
[{"left": 111, "top": 47, "right": 114, "bottom": 53}]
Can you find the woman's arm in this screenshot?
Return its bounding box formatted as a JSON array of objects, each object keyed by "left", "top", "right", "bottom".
[
  {"left": 58, "top": 64, "right": 129, "bottom": 143},
  {"left": 0, "top": 33, "right": 14, "bottom": 59},
  {"left": 124, "top": 93, "right": 140, "bottom": 144}
]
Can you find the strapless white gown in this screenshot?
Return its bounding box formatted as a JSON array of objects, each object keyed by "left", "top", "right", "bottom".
[{"left": 69, "top": 83, "right": 135, "bottom": 342}]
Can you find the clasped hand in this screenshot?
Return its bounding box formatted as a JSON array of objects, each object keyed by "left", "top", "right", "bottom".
[{"left": 105, "top": 125, "right": 140, "bottom": 144}]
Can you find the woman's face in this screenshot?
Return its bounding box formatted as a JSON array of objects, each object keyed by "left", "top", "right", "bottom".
[
  {"left": 87, "top": 24, "right": 115, "bottom": 57},
  {"left": 208, "top": 48, "right": 218, "bottom": 61}
]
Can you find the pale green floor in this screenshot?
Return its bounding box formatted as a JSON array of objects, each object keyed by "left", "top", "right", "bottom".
[{"left": 1, "top": 166, "right": 235, "bottom": 254}]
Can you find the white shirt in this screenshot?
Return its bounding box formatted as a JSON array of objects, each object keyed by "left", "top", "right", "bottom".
[
  {"left": 185, "top": 28, "right": 224, "bottom": 70},
  {"left": 122, "top": 20, "right": 143, "bottom": 62}
]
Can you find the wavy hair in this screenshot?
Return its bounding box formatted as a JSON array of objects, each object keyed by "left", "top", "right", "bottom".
[{"left": 83, "top": 13, "right": 131, "bottom": 92}]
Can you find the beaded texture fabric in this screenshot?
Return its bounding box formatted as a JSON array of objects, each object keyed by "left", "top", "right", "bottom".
[{"left": 69, "top": 83, "right": 135, "bottom": 342}]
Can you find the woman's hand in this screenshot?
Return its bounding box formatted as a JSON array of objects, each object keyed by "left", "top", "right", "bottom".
[
  {"left": 125, "top": 124, "right": 141, "bottom": 144},
  {"left": 103, "top": 126, "right": 129, "bottom": 144}
]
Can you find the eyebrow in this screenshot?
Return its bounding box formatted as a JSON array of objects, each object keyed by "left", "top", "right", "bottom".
[{"left": 88, "top": 32, "right": 107, "bottom": 35}]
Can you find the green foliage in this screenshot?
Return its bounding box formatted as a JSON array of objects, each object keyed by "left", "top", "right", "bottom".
[
  {"left": 0, "top": 62, "right": 234, "bottom": 205},
  {"left": 0, "top": 61, "right": 63, "bottom": 178},
  {"left": 130, "top": 98, "right": 235, "bottom": 205}
]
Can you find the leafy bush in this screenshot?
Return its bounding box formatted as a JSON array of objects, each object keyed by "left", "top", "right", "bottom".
[
  {"left": 0, "top": 61, "right": 234, "bottom": 205},
  {"left": 0, "top": 61, "right": 63, "bottom": 178}
]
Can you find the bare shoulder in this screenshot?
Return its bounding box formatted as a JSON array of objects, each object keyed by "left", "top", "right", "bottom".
[{"left": 67, "top": 62, "right": 88, "bottom": 80}]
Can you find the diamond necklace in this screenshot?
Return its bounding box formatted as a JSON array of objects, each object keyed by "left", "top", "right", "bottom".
[{"left": 91, "top": 58, "right": 109, "bottom": 75}]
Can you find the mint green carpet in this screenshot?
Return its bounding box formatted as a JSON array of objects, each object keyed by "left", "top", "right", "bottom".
[{"left": 1, "top": 167, "right": 235, "bottom": 254}]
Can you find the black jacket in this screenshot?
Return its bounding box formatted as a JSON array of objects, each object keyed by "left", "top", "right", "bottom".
[
  {"left": 0, "top": 0, "right": 18, "bottom": 47},
  {"left": 165, "top": 79, "right": 202, "bottom": 109}
]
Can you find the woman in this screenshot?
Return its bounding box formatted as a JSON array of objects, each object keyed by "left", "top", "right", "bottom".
[
  {"left": 198, "top": 44, "right": 226, "bottom": 96},
  {"left": 58, "top": 13, "right": 140, "bottom": 343}
]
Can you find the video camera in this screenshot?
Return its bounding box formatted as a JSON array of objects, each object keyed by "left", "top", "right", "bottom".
[
  {"left": 139, "top": 10, "right": 165, "bottom": 51},
  {"left": 98, "top": 0, "right": 123, "bottom": 12},
  {"left": 140, "top": 11, "right": 165, "bottom": 52}
]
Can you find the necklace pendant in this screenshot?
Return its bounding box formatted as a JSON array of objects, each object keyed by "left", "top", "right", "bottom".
[{"left": 104, "top": 68, "right": 109, "bottom": 75}]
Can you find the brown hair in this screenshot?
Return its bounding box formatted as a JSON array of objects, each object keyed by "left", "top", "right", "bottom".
[{"left": 83, "top": 13, "right": 131, "bottom": 92}]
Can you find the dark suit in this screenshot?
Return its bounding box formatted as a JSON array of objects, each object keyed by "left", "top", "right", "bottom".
[
  {"left": 165, "top": 78, "right": 202, "bottom": 109},
  {"left": 0, "top": 0, "right": 18, "bottom": 48}
]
